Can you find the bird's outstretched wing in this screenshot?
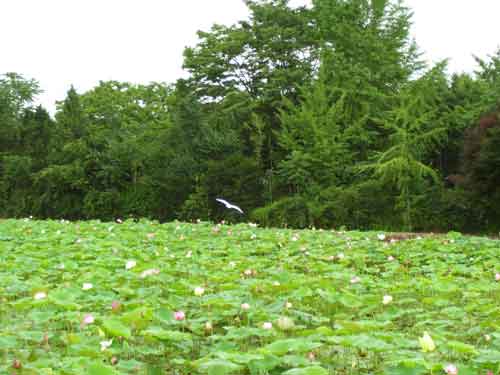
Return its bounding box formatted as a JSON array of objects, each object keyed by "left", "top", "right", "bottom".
[
  {"left": 216, "top": 198, "right": 244, "bottom": 214},
  {"left": 229, "top": 204, "right": 244, "bottom": 214},
  {"left": 216, "top": 198, "right": 230, "bottom": 206}
]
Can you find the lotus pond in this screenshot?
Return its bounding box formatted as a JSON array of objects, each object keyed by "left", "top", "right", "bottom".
[{"left": 0, "top": 219, "right": 499, "bottom": 374}]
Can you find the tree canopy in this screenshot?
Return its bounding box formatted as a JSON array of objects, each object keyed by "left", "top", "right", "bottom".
[{"left": 1, "top": 1, "right": 500, "bottom": 233}]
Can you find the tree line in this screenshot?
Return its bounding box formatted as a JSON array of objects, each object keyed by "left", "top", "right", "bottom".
[{"left": 1, "top": 0, "right": 500, "bottom": 233}]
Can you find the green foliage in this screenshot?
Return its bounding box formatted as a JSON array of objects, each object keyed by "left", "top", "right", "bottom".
[
  {"left": 1, "top": 1, "right": 500, "bottom": 233},
  {"left": 1, "top": 219, "right": 500, "bottom": 373},
  {"left": 359, "top": 64, "right": 449, "bottom": 230},
  {"left": 0, "top": 72, "right": 40, "bottom": 118},
  {"left": 252, "top": 196, "right": 313, "bottom": 228},
  {"left": 278, "top": 82, "right": 352, "bottom": 194},
  {"left": 183, "top": 0, "right": 317, "bottom": 172},
  {"left": 0, "top": 155, "right": 34, "bottom": 216}
]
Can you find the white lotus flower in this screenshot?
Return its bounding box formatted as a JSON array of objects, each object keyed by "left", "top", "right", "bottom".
[
  {"left": 126, "top": 260, "right": 137, "bottom": 270},
  {"left": 34, "top": 292, "right": 47, "bottom": 300},
  {"left": 241, "top": 303, "right": 250, "bottom": 311},
  {"left": 262, "top": 322, "right": 273, "bottom": 330},
  {"left": 205, "top": 321, "right": 213, "bottom": 331},
  {"left": 350, "top": 276, "right": 361, "bottom": 284},
  {"left": 140, "top": 268, "right": 160, "bottom": 278},
  {"left": 82, "top": 283, "right": 93, "bottom": 290},
  {"left": 377, "top": 234, "right": 386, "bottom": 241},
  {"left": 100, "top": 339, "right": 113, "bottom": 351},
  {"left": 419, "top": 331, "right": 436, "bottom": 352},
  {"left": 194, "top": 287, "right": 205, "bottom": 296},
  {"left": 277, "top": 316, "right": 294, "bottom": 330},
  {"left": 382, "top": 295, "right": 393, "bottom": 305}
]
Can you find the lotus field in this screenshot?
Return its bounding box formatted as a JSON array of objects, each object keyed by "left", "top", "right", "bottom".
[{"left": 1, "top": 218, "right": 500, "bottom": 374}]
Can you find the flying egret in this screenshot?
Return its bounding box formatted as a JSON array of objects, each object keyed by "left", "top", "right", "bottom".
[{"left": 216, "top": 198, "right": 244, "bottom": 214}]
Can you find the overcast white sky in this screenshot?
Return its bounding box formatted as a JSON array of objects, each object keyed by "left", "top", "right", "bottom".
[{"left": 1, "top": 0, "right": 499, "bottom": 114}]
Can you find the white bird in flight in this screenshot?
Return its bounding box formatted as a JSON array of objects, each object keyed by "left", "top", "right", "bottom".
[{"left": 216, "top": 198, "right": 244, "bottom": 214}]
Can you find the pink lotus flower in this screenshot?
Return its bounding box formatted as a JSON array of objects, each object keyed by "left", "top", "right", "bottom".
[
  {"left": 241, "top": 303, "right": 250, "bottom": 311},
  {"left": 174, "top": 311, "right": 185, "bottom": 321},
  {"left": 387, "top": 255, "right": 395, "bottom": 261},
  {"left": 111, "top": 301, "right": 121, "bottom": 312},
  {"left": 495, "top": 273, "right": 500, "bottom": 281},
  {"left": 444, "top": 364, "right": 458, "bottom": 375},
  {"left": 82, "top": 314, "right": 95, "bottom": 325}
]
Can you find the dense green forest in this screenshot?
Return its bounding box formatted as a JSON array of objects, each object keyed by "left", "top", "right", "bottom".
[{"left": 1, "top": 0, "right": 500, "bottom": 232}]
